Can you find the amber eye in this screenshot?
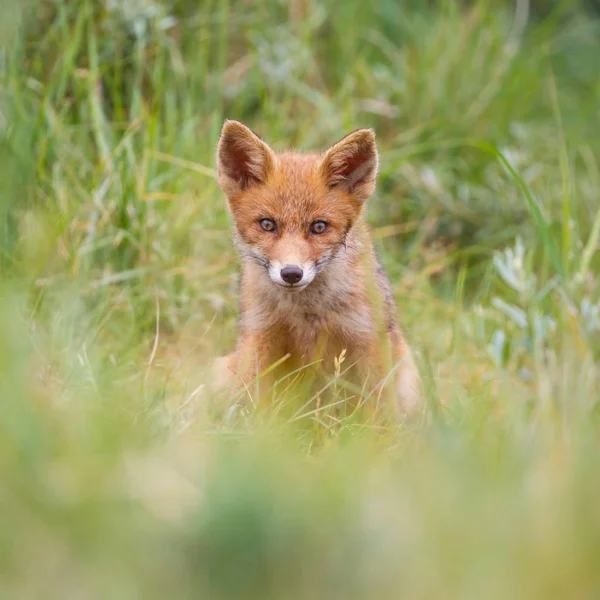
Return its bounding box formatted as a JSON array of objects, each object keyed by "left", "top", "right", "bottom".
[
  {"left": 310, "top": 221, "right": 328, "bottom": 234},
  {"left": 259, "top": 218, "right": 276, "bottom": 232}
]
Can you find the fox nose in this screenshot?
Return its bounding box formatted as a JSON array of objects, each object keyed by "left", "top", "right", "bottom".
[{"left": 280, "top": 265, "right": 304, "bottom": 285}]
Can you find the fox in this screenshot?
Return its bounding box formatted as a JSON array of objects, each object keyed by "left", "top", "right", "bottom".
[{"left": 214, "top": 120, "right": 420, "bottom": 418}]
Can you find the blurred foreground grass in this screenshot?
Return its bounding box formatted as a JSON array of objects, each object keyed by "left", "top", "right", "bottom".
[{"left": 2, "top": 0, "right": 600, "bottom": 597}]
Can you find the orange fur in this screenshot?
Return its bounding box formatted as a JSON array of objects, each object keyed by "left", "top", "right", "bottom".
[{"left": 215, "top": 120, "right": 420, "bottom": 417}]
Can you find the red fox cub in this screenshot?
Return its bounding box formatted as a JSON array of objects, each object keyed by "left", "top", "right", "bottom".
[{"left": 215, "top": 120, "right": 420, "bottom": 417}]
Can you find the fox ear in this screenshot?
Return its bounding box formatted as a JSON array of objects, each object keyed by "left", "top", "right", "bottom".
[
  {"left": 217, "top": 120, "right": 276, "bottom": 196},
  {"left": 320, "top": 129, "right": 378, "bottom": 202}
]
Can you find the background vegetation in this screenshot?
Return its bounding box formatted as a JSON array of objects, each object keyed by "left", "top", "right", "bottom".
[{"left": 2, "top": 0, "right": 600, "bottom": 597}]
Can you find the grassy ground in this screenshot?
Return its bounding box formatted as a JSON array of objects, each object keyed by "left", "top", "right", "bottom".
[{"left": 2, "top": 0, "right": 600, "bottom": 597}]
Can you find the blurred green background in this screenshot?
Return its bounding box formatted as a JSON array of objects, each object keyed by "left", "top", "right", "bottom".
[{"left": 1, "top": 0, "right": 600, "bottom": 597}]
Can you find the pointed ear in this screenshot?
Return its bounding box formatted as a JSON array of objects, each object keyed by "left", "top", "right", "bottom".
[
  {"left": 319, "top": 129, "right": 378, "bottom": 202},
  {"left": 217, "top": 120, "right": 276, "bottom": 196}
]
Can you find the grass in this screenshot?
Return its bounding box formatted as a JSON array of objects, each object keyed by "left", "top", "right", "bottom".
[{"left": 1, "top": 0, "right": 600, "bottom": 597}]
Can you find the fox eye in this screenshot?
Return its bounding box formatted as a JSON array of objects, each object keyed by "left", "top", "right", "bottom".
[
  {"left": 259, "top": 218, "right": 276, "bottom": 232},
  {"left": 310, "top": 221, "right": 328, "bottom": 234}
]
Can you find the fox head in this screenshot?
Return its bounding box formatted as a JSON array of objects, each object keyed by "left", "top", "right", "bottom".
[{"left": 217, "top": 120, "right": 378, "bottom": 291}]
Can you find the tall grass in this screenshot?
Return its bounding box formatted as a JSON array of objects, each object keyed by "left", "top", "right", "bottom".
[{"left": 1, "top": 0, "right": 600, "bottom": 597}]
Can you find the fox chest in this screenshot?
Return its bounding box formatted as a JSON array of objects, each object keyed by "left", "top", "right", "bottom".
[
  {"left": 244, "top": 281, "right": 377, "bottom": 362},
  {"left": 271, "top": 301, "right": 374, "bottom": 363}
]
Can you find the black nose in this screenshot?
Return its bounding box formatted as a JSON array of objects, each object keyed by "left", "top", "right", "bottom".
[{"left": 280, "top": 265, "right": 304, "bottom": 285}]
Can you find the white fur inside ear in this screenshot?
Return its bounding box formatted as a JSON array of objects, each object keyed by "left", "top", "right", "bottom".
[
  {"left": 236, "top": 132, "right": 274, "bottom": 178},
  {"left": 345, "top": 156, "right": 377, "bottom": 187}
]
